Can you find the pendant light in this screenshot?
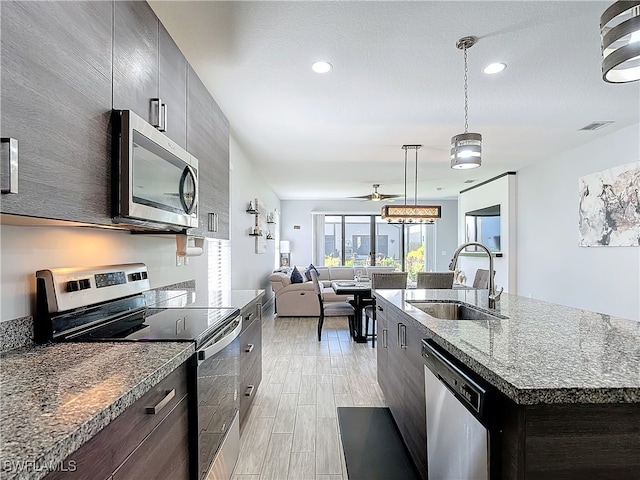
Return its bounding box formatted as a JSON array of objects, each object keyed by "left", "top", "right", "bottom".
[
  {"left": 601, "top": 1, "right": 640, "bottom": 83},
  {"left": 451, "top": 36, "right": 482, "bottom": 169},
  {"left": 381, "top": 145, "right": 441, "bottom": 223}
]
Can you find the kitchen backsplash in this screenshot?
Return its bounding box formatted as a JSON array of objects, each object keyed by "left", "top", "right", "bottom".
[
  {"left": 0, "top": 280, "right": 196, "bottom": 354},
  {"left": 0, "top": 316, "right": 34, "bottom": 353}
]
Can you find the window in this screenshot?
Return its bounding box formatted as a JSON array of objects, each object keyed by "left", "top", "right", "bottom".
[{"left": 314, "top": 214, "right": 437, "bottom": 282}]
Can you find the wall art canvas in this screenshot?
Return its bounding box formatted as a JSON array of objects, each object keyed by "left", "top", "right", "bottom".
[{"left": 578, "top": 162, "right": 640, "bottom": 247}]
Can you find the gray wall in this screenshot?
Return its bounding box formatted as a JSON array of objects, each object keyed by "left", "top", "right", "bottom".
[
  {"left": 517, "top": 123, "right": 639, "bottom": 321},
  {"left": 229, "top": 135, "right": 281, "bottom": 305}
]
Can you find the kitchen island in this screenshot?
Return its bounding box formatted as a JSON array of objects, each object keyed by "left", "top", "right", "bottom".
[{"left": 374, "top": 288, "right": 640, "bottom": 479}]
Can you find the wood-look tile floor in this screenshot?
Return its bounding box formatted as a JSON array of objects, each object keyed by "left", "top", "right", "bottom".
[{"left": 231, "top": 306, "right": 386, "bottom": 480}]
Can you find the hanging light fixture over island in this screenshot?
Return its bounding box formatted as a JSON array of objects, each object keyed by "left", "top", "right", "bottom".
[
  {"left": 451, "top": 36, "right": 482, "bottom": 169},
  {"left": 600, "top": 1, "right": 640, "bottom": 83},
  {"left": 381, "top": 145, "right": 442, "bottom": 223}
]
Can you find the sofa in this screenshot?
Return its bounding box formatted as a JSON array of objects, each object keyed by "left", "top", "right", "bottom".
[{"left": 269, "top": 266, "right": 396, "bottom": 317}]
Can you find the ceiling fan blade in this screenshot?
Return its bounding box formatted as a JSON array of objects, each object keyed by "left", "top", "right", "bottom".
[
  {"left": 349, "top": 194, "right": 376, "bottom": 200},
  {"left": 349, "top": 185, "right": 401, "bottom": 201}
]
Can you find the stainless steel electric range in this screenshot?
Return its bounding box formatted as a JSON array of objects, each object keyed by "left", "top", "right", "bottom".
[{"left": 35, "top": 263, "right": 241, "bottom": 480}]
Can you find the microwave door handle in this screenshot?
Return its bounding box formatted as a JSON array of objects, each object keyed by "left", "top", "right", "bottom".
[
  {"left": 197, "top": 317, "right": 242, "bottom": 364},
  {"left": 179, "top": 164, "right": 198, "bottom": 215}
]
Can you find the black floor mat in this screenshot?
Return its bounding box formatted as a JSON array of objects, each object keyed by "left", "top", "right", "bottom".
[{"left": 337, "top": 407, "right": 420, "bottom": 480}]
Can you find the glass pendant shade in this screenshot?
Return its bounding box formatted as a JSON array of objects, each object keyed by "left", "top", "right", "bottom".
[
  {"left": 450, "top": 132, "right": 482, "bottom": 169},
  {"left": 601, "top": 1, "right": 640, "bottom": 83}
]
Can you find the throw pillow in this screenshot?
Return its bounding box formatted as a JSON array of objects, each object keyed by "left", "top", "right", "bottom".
[
  {"left": 290, "top": 266, "right": 304, "bottom": 284},
  {"left": 304, "top": 263, "right": 319, "bottom": 282}
]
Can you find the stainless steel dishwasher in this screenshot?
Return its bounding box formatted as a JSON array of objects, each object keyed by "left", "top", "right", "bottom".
[{"left": 422, "top": 339, "right": 502, "bottom": 480}]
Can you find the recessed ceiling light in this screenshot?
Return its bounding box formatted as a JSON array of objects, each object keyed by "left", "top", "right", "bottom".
[
  {"left": 312, "top": 61, "right": 332, "bottom": 74},
  {"left": 483, "top": 62, "right": 507, "bottom": 75}
]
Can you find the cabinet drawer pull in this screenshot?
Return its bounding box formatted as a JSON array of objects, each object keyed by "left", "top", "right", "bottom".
[
  {"left": 245, "top": 343, "right": 254, "bottom": 353},
  {"left": 151, "top": 98, "right": 162, "bottom": 129},
  {"left": 1, "top": 138, "right": 19, "bottom": 194},
  {"left": 145, "top": 389, "right": 175, "bottom": 415},
  {"left": 208, "top": 212, "right": 219, "bottom": 232},
  {"left": 160, "top": 102, "right": 167, "bottom": 132},
  {"left": 399, "top": 324, "right": 407, "bottom": 349},
  {"left": 382, "top": 329, "right": 388, "bottom": 348},
  {"left": 245, "top": 385, "right": 255, "bottom": 397},
  {"left": 377, "top": 305, "right": 383, "bottom": 311}
]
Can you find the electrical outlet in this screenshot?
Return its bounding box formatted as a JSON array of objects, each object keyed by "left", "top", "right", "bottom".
[{"left": 176, "top": 254, "right": 184, "bottom": 267}]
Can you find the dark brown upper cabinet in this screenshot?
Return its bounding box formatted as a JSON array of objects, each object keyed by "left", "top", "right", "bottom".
[
  {"left": 187, "top": 66, "right": 230, "bottom": 239},
  {"left": 113, "top": 2, "right": 188, "bottom": 151},
  {"left": 1, "top": 0, "right": 228, "bottom": 236},
  {"left": 159, "top": 24, "right": 188, "bottom": 149},
  {"left": 0, "top": 0, "right": 113, "bottom": 224},
  {"left": 113, "top": 1, "right": 159, "bottom": 127}
]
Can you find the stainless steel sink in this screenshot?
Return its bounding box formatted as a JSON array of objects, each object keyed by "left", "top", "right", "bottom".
[{"left": 406, "top": 301, "right": 506, "bottom": 321}]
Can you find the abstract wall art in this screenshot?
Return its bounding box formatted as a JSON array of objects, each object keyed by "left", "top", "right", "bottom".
[{"left": 578, "top": 162, "right": 640, "bottom": 247}]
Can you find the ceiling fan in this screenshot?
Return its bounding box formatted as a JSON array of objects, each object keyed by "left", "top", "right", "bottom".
[{"left": 350, "top": 184, "right": 401, "bottom": 202}]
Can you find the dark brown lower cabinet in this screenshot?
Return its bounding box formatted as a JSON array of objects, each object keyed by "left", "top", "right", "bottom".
[
  {"left": 375, "top": 299, "right": 427, "bottom": 480},
  {"left": 501, "top": 401, "right": 640, "bottom": 480},
  {"left": 239, "top": 298, "right": 263, "bottom": 432},
  {"left": 44, "top": 363, "right": 189, "bottom": 480},
  {"left": 112, "top": 396, "right": 189, "bottom": 479}
]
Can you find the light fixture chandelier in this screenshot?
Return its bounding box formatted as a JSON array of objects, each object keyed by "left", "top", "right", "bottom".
[
  {"left": 451, "top": 36, "right": 482, "bottom": 170},
  {"left": 601, "top": 1, "right": 640, "bottom": 83},
  {"left": 381, "top": 145, "right": 442, "bottom": 223}
]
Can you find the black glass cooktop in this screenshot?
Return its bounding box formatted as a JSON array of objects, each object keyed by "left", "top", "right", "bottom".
[{"left": 55, "top": 296, "right": 239, "bottom": 348}]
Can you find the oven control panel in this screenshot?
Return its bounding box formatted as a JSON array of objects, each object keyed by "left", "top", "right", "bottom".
[
  {"left": 95, "top": 271, "right": 126, "bottom": 288},
  {"left": 36, "top": 263, "right": 150, "bottom": 313}
]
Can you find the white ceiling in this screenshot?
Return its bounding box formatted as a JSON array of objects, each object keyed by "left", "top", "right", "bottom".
[{"left": 149, "top": 1, "right": 640, "bottom": 201}]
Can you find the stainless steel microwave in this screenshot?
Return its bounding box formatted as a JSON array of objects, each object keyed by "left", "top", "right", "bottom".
[{"left": 112, "top": 110, "right": 198, "bottom": 230}]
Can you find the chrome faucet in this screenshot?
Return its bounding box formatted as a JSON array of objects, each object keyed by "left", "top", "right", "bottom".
[{"left": 449, "top": 241, "right": 503, "bottom": 309}]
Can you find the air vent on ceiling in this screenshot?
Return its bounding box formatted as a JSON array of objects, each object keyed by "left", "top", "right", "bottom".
[{"left": 579, "top": 121, "right": 614, "bottom": 131}]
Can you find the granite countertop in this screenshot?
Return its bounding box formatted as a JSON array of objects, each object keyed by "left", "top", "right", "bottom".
[
  {"left": 231, "top": 289, "right": 266, "bottom": 311},
  {"left": 374, "top": 288, "right": 640, "bottom": 405},
  {"left": 149, "top": 288, "right": 265, "bottom": 311},
  {"left": 0, "top": 342, "right": 194, "bottom": 480}
]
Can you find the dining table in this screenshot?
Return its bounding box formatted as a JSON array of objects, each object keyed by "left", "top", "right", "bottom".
[{"left": 331, "top": 280, "right": 372, "bottom": 343}]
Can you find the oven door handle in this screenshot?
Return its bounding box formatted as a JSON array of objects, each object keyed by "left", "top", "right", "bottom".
[{"left": 197, "top": 316, "right": 242, "bottom": 363}]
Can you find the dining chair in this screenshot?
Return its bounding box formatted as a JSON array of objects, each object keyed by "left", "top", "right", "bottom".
[
  {"left": 364, "top": 272, "right": 408, "bottom": 347},
  {"left": 417, "top": 271, "right": 455, "bottom": 289},
  {"left": 310, "top": 269, "right": 356, "bottom": 341},
  {"left": 472, "top": 269, "right": 495, "bottom": 289}
]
